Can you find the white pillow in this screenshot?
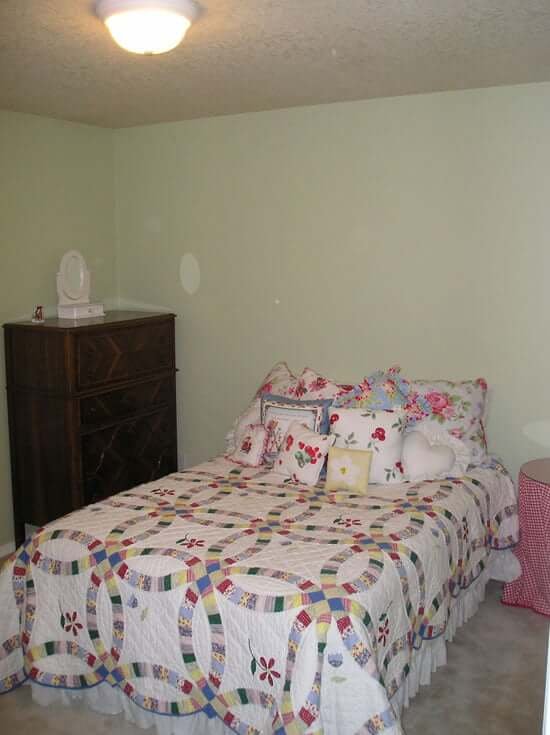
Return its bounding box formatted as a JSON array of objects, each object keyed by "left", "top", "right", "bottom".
[
  {"left": 403, "top": 424, "right": 471, "bottom": 482},
  {"left": 329, "top": 408, "right": 406, "bottom": 484},
  {"left": 225, "top": 424, "right": 268, "bottom": 467}
]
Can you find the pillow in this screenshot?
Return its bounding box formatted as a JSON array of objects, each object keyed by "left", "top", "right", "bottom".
[
  {"left": 276, "top": 421, "right": 335, "bottom": 486},
  {"left": 325, "top": 446, "right": 372, "bottom": 493},
  {"left": 262, "top": 393, "right": 333, "bottom": 433},
  {"left": 225, "top": 362, "right": 297, "bottom": 453},
  {"left": 226, "top": 424, "right": 268, "bottom": 467},
  {"left": 404, "top": 378, "right": 488, "bottom": 465},
  {"left": 255, "top": 362, "right": 297, "bottom": 398},
  {"left": 333, "top": 366, "right": 409, "bottom": 410},
  {"left": 261, "top": 395, "right": 329, "bottom": 463},
  {"left": 285, "top": 367, "right": 342, "bottom": 400},
  {"left": 402, "top": 424, "right": 471, "bottom": 482},
  {"left": 329, "top": 407, "right": 406, "bottom": 484}
]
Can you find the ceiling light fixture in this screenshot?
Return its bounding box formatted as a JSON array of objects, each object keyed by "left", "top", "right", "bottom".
[{"left": 96, "top": 0, "right": 199, "bottom": 55}]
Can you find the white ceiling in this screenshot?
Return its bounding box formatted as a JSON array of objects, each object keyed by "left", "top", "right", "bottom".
[{"left": 1, "top": 1, "right": 550, "bottom": 128}]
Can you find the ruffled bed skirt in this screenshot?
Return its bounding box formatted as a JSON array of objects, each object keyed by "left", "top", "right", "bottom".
[
  {"left": 390, "top": 566, "right": 488, "bottom": 715},
  {"left": 28, "top": 553, "right": 518, "bottom": 735}
]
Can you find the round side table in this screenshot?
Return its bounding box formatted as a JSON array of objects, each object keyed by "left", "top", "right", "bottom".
[{"left": 502, "top": 459, "right": 550, "bottom": 617}]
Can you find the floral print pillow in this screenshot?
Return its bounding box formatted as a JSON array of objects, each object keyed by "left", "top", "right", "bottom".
[
  {"left": 225, "top": 362, "right": 297, "bottom": 453},
  {"left": 333, "top": 366, "right": 410, "bottom": 411},
  {"left": 285, "top": 367, "right": 342, "bottom": 401},
  {"left": 276, "top": 421, "right": 335, "bottom": 486},
  {"left": 226, "top": 424, "right": 268, "bottom": 467},
  {"left": 329, "top": 407, "right": 406, "bottom": 484},
  {"left": 405, "top": 378, "right": 488, "bottom": 465},
  {"left": 255, "top": 362, "right": 297, "bottom": 398}
]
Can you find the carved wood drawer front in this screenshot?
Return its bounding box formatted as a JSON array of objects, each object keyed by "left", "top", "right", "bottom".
[
  {"left": 76, "top": 321, "right": 173, "bottom": 391},
  {"left": 81, "top": 408, "right": 176, "bottom": 503},
  {"left": 80, "top": 377, "right": 174, "bottom": 429}
]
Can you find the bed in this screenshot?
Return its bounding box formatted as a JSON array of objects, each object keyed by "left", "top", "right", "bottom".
[{"left": 0, "top": 454, "right": 518, "bottom": 734}]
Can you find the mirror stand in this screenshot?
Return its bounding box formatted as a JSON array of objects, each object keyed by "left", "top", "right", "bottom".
[{"left": 56, "top": 250, "right": 105, "bottom": 320}]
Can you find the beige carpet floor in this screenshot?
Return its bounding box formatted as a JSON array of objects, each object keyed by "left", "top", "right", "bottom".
[{"left": 0, "top": 582, "right": 547, "bottom": 734}]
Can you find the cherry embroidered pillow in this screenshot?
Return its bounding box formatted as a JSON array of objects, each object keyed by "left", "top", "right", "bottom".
[
  {"left": 329, "top": 408, "right": 406, "bottom": 484},
  {"left": 276, "top": 421, "right": 335, "bottom": 486},
  {"left": 226, "top": 424, "right": 268, "bottom": 467}
]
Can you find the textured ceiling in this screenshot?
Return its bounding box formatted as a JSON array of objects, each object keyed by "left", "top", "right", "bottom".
[{"left": 1, "top": 1, "right": 550, "bottom": 128}]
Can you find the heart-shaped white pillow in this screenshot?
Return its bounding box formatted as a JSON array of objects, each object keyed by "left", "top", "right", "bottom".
[{"left": 403, "top": 431, "right": 455, "bottom": 482}]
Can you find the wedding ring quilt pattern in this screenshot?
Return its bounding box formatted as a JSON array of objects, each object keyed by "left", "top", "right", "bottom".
[{"left": 0, "top": 458, "right": 517, "bottom": 734}]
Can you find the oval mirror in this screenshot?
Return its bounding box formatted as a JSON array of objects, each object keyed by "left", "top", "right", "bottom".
[{"left": 60, "top": 250, "right": 86, "bottom": 301}]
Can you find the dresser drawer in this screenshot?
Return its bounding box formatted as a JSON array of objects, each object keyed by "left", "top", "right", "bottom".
[
  {"left": 75, "top": 320, "right": 174, "bottom": 391},
  {"left": 80, "top": 376, "right": 175, "bottom": 429},
  {"left": 81, "top": 407, "right": 177, "bottom": 503}
]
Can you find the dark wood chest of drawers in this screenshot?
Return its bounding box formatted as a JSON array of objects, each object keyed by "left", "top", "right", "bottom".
[{"left": 4, "top": 311, "right": 178, "bottom": 546}]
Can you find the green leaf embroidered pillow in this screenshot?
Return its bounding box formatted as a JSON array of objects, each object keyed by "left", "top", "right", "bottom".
[{"left": 276, "top": 421, "right": 335, "bottom": 486}]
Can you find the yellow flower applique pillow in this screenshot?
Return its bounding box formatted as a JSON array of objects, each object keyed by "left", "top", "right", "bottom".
[{"left": 325, "top": 446, "right": 372, "bottom": 493}]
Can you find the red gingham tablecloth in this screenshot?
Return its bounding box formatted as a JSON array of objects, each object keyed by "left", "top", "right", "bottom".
[{"left": 502, "top": 470, "right": 550, "bottom": 616}]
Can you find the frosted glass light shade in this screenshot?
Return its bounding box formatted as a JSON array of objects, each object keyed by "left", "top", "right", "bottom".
[{"left": 96, "top": 0, "right": 198, "bottom": 55}]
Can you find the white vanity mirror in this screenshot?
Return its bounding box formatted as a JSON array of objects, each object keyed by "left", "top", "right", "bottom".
[{"left": 56, "top": 250, "right": 104, "bottom": 319}]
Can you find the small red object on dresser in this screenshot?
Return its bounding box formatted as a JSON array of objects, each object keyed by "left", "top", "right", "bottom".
[{"left": 502, "top": 459, "right": 550, "bottom": 617}]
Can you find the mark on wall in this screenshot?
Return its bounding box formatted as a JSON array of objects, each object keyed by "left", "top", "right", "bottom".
[
  {"left": 522, "top": 420, "right": 550, "bottom": 448},
  {"left": 180, "top": 253, "right": 200, "bottom": 295}
]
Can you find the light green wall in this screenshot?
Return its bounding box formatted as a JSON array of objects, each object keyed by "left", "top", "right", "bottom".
[
  {"left": 0, "top": 111, "right": 116, "bottom": 547},
  {"left": 3, "top": 82, "right": 550, "bottom": 546},
  {"left": 113, "top": 82, "right": 550, "bottom": 480}
]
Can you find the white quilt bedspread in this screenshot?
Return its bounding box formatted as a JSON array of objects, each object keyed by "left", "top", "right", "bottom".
[{"left": 0, "top": 457, "right": 518, "bottom": 734}]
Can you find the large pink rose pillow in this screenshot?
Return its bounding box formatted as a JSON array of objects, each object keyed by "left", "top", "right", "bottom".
[{"left": 404, "top": 378, "right": 488, "bottom": 465}]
